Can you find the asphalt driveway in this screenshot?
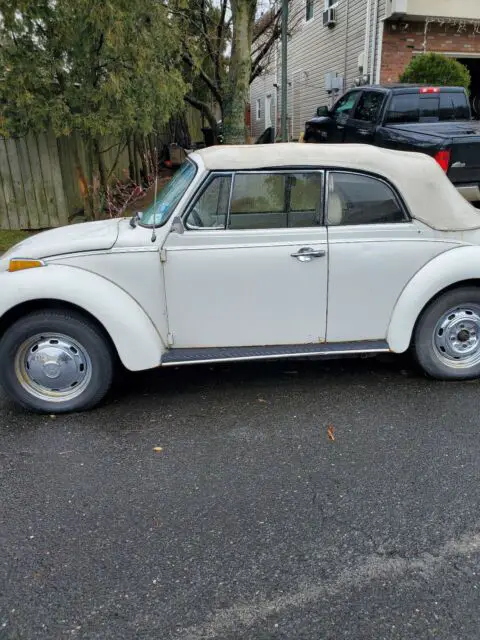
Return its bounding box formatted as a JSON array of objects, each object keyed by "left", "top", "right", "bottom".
[{"left": 1, "top": 355, "right": 480, "bottom": 639}]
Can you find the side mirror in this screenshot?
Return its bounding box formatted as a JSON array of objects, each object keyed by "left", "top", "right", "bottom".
[
  {"left": 170, "top": 216, "right": 185, "bottom": 235},
  {"left": 316, "top": 106, "right": 329, "bottom": 117}
]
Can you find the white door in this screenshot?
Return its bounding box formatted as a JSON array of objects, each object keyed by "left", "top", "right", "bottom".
[
  {"left": 163, "top": 170, "right": 328, "bottom": 348},
  {"left": 265, "top": 95, "right": 272, "bottom": 129},
  {"left": 325, "top": 171, "right": 458, "bottom": 343}
]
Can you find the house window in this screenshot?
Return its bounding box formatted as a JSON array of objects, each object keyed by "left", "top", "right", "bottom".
[
  {"left": 306, "top": 0, "right": 314, "bottom": 22},
  {"left": 324, "top": 0, "right": 336, "bottom": 7},
  {"left": 256, "top": 98, "right": 261, "bottom": 121}
]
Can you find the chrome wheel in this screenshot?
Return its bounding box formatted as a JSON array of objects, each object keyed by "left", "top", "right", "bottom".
[
  {"left": 433, "top": 305, "right": 480, "bottom": 368},
  {"left": 14, "top": 333, "right": 92, "bottom": 402}
]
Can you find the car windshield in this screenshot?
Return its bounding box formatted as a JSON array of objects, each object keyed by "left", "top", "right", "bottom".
[{"left": 140, "top": 159, "right": 197, "bottom": 226}]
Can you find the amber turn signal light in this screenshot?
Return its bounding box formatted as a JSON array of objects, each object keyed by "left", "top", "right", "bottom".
[{"left": 8, "top": 258, "right": 45, "bottom": 272}]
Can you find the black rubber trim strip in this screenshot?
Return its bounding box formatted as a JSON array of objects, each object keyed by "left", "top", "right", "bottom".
[{"left": 161, "top": 341, "right": 389, "bottom": 364}]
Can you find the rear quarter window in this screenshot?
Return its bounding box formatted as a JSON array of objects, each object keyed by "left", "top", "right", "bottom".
[
  {"left": 385, "top": 91, "right": 470, "bottom": 124},
  {"left": 385, "top": 94, "right": 419, "bottom": 124},
  {"left": 439, "top": 92, "right": 470, "bottom": 120}
]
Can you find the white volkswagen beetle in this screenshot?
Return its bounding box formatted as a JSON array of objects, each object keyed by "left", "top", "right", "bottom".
[{"left": 2, "top": 143, "right": 480, "bottom": 413}]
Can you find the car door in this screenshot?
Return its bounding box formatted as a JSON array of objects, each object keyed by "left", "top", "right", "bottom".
[
  {"left": 162, "top": 170, "right": 328, "bottom": 348},
  {"left": 325, "top": 170, "right": 456, "bottom": 344},
  {"left": 343, "top": 89, "right": 386, "bottom": 144},
  {"left": 327, "top": 90, "right": 362, "bottom": 142}
]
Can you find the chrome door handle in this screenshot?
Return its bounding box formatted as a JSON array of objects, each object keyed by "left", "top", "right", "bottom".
[
  {"left": 291, "top": 247, "right": 326, "bottom": 262},
  {"left": 358, "top": 129, "right": 370, "bottom": 136}
]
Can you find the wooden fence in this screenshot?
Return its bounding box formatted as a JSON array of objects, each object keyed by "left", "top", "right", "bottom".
[{"left": 0, "top": 107, "right": 203, "bottom": 230}]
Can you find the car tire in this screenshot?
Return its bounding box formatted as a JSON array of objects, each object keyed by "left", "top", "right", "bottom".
[
  {"left": 0, "top": 309, "right": 114, "bottom": 413},
  {"left": 414, "top": 287, "right": 480, "bottom": 380}
]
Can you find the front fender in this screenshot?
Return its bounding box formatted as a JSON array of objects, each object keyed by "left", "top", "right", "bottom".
[
  {"left": 0, "top": 265, "right": 165, "bottom": 371},
  {"left": 388, "top": 246, "right": 480, "bottom": 353}
]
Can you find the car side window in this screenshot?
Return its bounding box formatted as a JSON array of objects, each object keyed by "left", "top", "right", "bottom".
[
  {"left": 228, "top": 172, "right": 323, "bottom": 229},
  {"left": 327, "top": 172, "right": 408, "bottom": 226},
  {"left": 353, "top": 91, "right": 385, "bottom": 123},
  {"left": 185, "top": 175, "right": 232, "bottom": 229},
  {"left": 331, "top": 91, "right": 360, "bottom": 124}
]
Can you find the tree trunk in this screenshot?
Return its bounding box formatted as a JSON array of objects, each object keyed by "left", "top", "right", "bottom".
[
  {"left": 137, "top": 134, "right": 149, "bottom": 185},
  {"left": 184, "top": 96, "right": 220, "bottom": 145},
  {"left": 147, "top": 133, "right": 156, "bottom": 173},
  {"left": 93, "top": 137, "right": 107, "bottom": 193},
  {"left": 127, "top": 134, "right": 135, "bottom": 182},
  {"left": 71, "top": 135, "right": 92, "bottom": 221},
  {"left": 223, "top": 0, "right": 256, "bottom": 144},
  {"left": 133, "top": 136, "right": 140, "bottom": 185},
  {"left": 173, "top": 113, "right": 191, "bottom": 149}
]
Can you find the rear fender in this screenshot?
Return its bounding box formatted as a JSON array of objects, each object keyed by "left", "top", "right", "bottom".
[
  {"left": 0, "top": 265, "right": 165, "bottom": 371},
  {"left": 388, "top": 246, "right": 480, "bottom": 352}
]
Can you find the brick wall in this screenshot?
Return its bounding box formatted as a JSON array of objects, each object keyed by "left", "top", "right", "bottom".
[{"left": 381, "top": 21, "right": 480, "bottom": 83}]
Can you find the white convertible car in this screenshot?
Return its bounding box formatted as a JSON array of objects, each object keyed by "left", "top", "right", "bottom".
[{"left": 1, "top": 143, "right": 480, "bottom": 413}]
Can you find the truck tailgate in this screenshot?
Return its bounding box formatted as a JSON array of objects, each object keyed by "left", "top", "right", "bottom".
[
  {"left": 449, "top": 133, "right": 480, "bottom": 185},
  {"left": 385, "top": 121, "right": 480, "bottom": 186}
]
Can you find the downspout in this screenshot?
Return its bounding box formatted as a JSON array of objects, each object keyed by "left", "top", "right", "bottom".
[
  {"left": 369, "top": 0, "right": 380, "bottom": 85},
  {"left": 344, "top": 0, "right": 350, "bottom": 86},
  {"left": 274, "top": 40, "right": 278, "bottom": 141},
  {"left": 291, "top": 70, "right": 304, "bottom": 141},
  {"left": 375, "top": 20, "right": 384, "bottom": 84},
  {"left": 363, "top": 0, "right": 373, "bottom": 81}
]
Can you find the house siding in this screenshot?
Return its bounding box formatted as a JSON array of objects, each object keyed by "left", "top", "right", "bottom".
[
  {"left": 250, "top": 0, "right": 480, "bottom": 139},
  {"left": 250, "top": 0, "right": 386, "bottom": 140},
  {"left": 250, "top": 70, "right": 277, "bottom": 139}
]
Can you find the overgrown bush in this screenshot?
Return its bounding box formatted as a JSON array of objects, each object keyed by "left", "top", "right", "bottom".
[{"left": 400, "top": 53, "right": 471, "bottom": 93}]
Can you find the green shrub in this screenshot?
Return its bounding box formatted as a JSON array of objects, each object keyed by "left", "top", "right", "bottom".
[{"left": 400, "top": 53, "right": 471, "bottom": 93}]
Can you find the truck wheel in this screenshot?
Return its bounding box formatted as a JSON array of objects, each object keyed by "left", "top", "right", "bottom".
[
  {"left": 414, "top": 287, "right": 480, "bottom": 380},
  {"left": 0, "top": 309, "right": 114, "bottom": 413}
]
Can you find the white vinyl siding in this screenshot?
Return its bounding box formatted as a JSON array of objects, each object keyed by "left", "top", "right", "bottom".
[{"left": 250, "top": 0, "right": 387, "bottom": 140}]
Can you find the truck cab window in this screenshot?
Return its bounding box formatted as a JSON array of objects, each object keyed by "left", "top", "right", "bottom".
[
  {"left": 331, "top": 91, "right": 360, "bottom": 123},
  {"left": 353, "top": 91, "right": 385, "bottom": 123}
]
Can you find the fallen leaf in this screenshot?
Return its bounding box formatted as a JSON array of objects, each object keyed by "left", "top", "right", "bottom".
[
  {"left": 327, "top": 425, "right": 335, "bottom": 442},
  {"left": 153, "top": 446, "right": 163, "bottom": 453}
]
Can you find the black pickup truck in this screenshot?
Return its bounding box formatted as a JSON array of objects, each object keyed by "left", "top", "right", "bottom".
[{"left": 304, "top": 85, "right": 480, "bottom": 202}]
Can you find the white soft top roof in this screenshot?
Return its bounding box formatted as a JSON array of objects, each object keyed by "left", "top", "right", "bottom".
[{"left": 191, "top": 143, "right": 480, "bottom": 232}]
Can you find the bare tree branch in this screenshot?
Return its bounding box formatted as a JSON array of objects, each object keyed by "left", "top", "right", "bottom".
[
  {"left": 215, "top": 0, "right": 228, "bottom": 89},
  {"left": 252, "top": 7, "right": 279, "bottom": 44},
  {"left": 182, "top": 50, "right": 223, "bottom": 107},
  {"left": 184, "top": 94, "right": 218, "bottom": 132},
  {"left": 250, "top": 64, "right": 264, "bottom": 84},
  {"left": 106, "top": 140, "right": 129, "bottom": 181},
  {"left": 200, "top": 0, "right": 216, "bottom": 67},
  {"left": 250, "top": 1, "right": 305, "bottom": 82},
  {"left": 250, "top": 24, "right": 280, "bottom": 81}
]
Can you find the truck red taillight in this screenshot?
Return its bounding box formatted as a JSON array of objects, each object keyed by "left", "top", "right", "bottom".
[
  {"left": 420, "top": 87, "right": 440, "bottom": 94},
  {"left": 434, "top": 150, "right": 451, "bottom": 172}
]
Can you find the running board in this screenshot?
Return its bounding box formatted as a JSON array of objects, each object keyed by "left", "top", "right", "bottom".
[{"left": 160, "top": 341, "right": 389, "bottom": 366}]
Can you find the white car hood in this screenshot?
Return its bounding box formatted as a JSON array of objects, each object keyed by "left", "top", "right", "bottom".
[{"left": 2, "top": 219, "right": 120, "bottom": 261}]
